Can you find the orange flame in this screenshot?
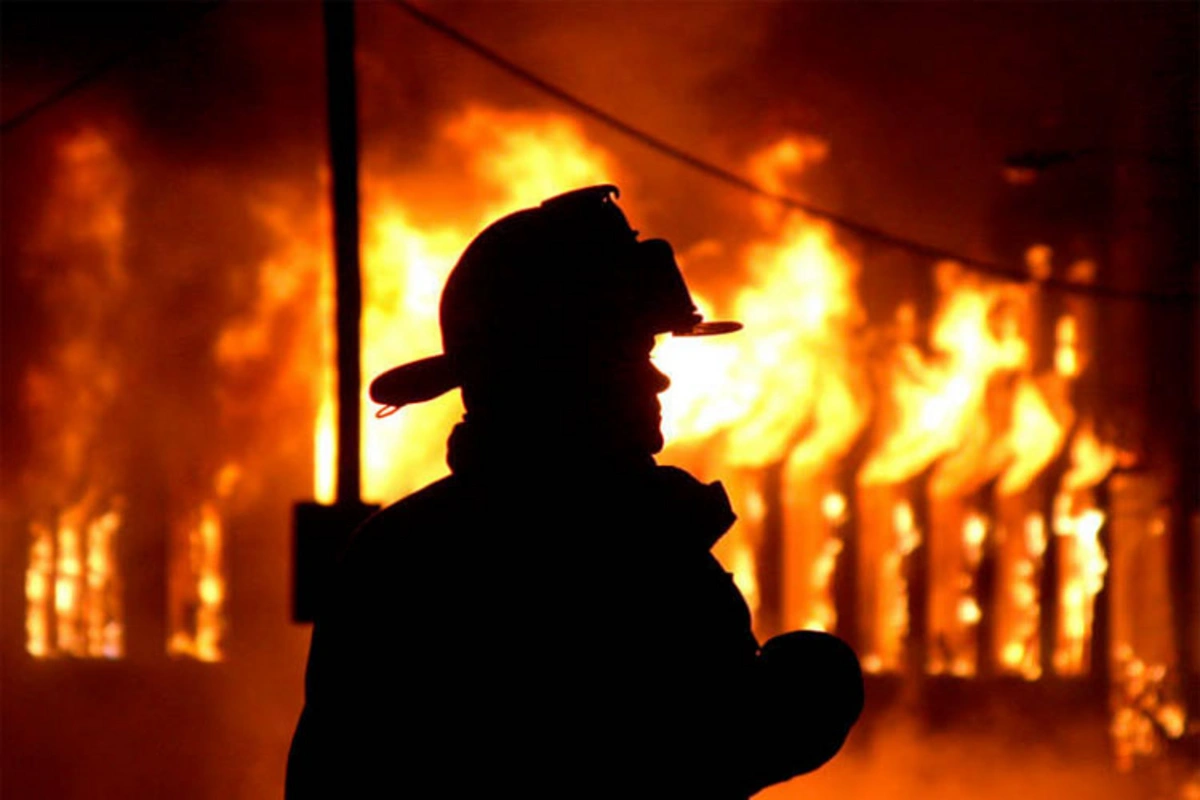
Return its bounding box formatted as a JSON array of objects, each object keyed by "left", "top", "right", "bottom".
[
  {"left": 997, "top": 512, "right": 1047, "bottom": 679},
  {"left": 23, "top": 129, "right": 128, "bottom": 659},
  {"left": 658, "top": 138, "right": 865, "bottom": 637},
  {"left": 310, "top": 107, "right": 618, "bottom": 506},
  {"left": 167, "top": 465, "right": 237, "bottom": 662},
  {"left": 862, "top": 264, "right": 1029, "bottom": 489}
]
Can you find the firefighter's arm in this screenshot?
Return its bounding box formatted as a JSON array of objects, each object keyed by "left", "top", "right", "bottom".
[{"left": 739, "top": 630, "right": 864, "bottom": 795}]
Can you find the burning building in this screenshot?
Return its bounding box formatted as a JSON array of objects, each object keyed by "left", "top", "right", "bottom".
[{"left": 2, "top": 2, "right": 1196, "bottom": 799}]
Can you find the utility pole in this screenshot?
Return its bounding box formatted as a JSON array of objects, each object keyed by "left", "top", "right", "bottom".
[
  {"left": 292, "top": 0, "right": 379, "bottom": 623},
  {"left": 324, "top": 0, "right": 364, "bottom": 506}
]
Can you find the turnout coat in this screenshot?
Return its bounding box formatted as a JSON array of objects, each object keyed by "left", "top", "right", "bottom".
[{"left": 287, "top": 451, "right": 858, "bottom": 798}]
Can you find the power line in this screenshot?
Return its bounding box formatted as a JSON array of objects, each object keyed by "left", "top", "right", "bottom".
[
  {"left": 1, "top": 2, "right": 227, "bottom": 136},
  {"left": 389, "top": 0, "right": 1195, "bottom": 305}
]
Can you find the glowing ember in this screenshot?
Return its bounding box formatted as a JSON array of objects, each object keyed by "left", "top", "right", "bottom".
[{"left": 1111, "top": 646, "right": 1190, "bottom": 771}]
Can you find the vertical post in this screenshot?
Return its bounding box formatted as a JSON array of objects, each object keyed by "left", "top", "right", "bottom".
[
  {"left": 324, "top": 0, "right": 363, "bottom": 505},
  {"left": 291, "top": 0, "right": 379, "bottom": 624}
]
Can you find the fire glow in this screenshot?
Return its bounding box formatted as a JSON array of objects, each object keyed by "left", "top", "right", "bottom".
[{"left": 24, "top": 107, "right": 1162, "bottom": 728}]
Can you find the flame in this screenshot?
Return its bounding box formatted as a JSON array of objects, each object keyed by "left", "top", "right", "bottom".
[
  {"left": 792, "top": 489, "right": 849, "bottom": 633},
  {"left": 25, "top": 500, "right": 124, "bottom": 659},
  {"left": 316, "top": 127, "right": 868, "bottom": 639},
  {"left": 1061, "top": 419, "right": 1116, "bottom": 494},
  {"left": 804, "top": 535, "right": 844, "bottom": 633},
  {"left": 860, "top": 264, "right": 1029, "bottom": 489},
  {"left": 658, "top": 135, "right": 865, "bottom": 468},
  {"left": 23, "top": 129, "right": 128, "bottom": 659},
  {"left": 167, "top": 465, "right": 237, "bottom": 662},
  {"left": 746, "top": 135, "right": 829, "bottom": 227},
  {"left": 1111, "top": 646, "right": 1190, "bottom": 770},
  {"left": 1025, "top": 244, "right": 1053, "bottom": 282},
  {"left": 657, "top": 139, "right": 865, "bottom": 640},
  {"left": 1050, "top": 419, "right": 1115, "bottom": 675},
  {"left": 997, "top": 376, "right": 1068, "bottom": 495},
  {"left": 311, "top": 107, "right": 617, "bottom": 505},
  {"left": 658, "top": 212, "right": 865, "bottom": 470},
  {"left": 1054, "top": 315, "right": 1080, "bottom": 378},
  {"left": 1053, "top": 504, "right": 1108, "bottom": 674},
  {"left": 25, "top": 526, "right": 54, "bottom": 657},
  {"left": 862, "top": 498, "right": 921, "bottom": 673},
  {"left": 887, "top": 501, "right": 921, "bottom": 659},
  {"left": 822, "top": 491, "right": 848, "bottom": 526},
  {"left": 861, "top": 264, "right": 1034, "bottom": 676},
  {"left": 997, "top": 513, "right": 1046, "bottom": 679}
]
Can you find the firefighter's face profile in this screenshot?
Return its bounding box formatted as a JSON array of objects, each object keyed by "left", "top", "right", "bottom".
[{"left": 573, "top": 333, "right": 671, "bottom": 457}]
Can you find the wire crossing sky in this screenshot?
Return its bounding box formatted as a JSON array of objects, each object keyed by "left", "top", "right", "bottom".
[
  {"left": 390, "top": 0, "right": 1195, "bottom": 305},
  {"left": 4, "top": 0, "right": 1191, "bottom": 304}
]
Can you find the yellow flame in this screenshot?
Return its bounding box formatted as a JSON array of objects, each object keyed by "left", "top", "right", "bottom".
[
  {"left": 866, "top": 499, "right": 920, "bottom": 671},
  {"left": 311, "top": 107, "right": 617, "bottom": 505},
  {"left": 861, "top": 264, "right": 1029, "bottom": 488},
  {"left": 658, "top": 210, "right": 866, "bottom": 469},
  {"left": 747, "top": 135, "right": 829, "bottom": 227},
  {"left": 1050, "top": 419, "right": 1115, "bottom": 675},
  {"left": 26, "top": 500, "right": 124, "bottom": 659},
  {"left": 168, "top": 469, "right": 231, "bottom": 662},
  {"left": 1053, "top": 504, "right": 1108, "bottom": 674},
  {"left": 997, "top": 512, "right": 1045, "bottom": 680},
  {"left": 1054, "top": 314, "right": 1080, "bottom": 377},
  {"left": 1025, "top": 244, "right": 1053, "bottom": 282},
  {"left": 24, "top": 129, "right": 128, "bottom": 659},
  {"left": 962, "top": 512, "right": 987, "bottom": 561},
  {"left": 997, "top": 376, "right": 1068, "bottom": 495},
  {"left": 1062, "top": 419, "right": 1116, "bottom": 494},
  {"left": 1111, "top": 647, "right": 1190, "bottom": 769},
  {"left": 822, "top": 491, "right": 848, "bottom": 526},
  {"left": 54, "top": 514, "right": 85, "bottom": 655},
  {"left": 85, "top": 510, "right": 123, "bottom": 658},
  {"left": 25, "top": 525, "right": 54, "bottom": 657}
]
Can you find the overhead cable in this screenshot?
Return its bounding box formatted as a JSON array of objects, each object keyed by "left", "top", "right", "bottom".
[
  {"left": 1, "top": 1, "right": 227, "bottom": 135},
  {"left": 389, "top": 0, "right": 1195, "bottom": 305}
]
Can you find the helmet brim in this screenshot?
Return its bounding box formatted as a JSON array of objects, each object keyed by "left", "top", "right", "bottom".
[{"left": 369, "top": 320, "right": 741, "bottom": 413}]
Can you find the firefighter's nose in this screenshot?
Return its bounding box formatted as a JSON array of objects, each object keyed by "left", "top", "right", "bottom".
[{"left": 651, "top": 363, "right": 671, "bottom": 393}]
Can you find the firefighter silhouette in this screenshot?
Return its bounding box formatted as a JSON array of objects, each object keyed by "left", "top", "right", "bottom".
[{"left": 287, "top": 186, "right": 863, "bottom": 798}]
